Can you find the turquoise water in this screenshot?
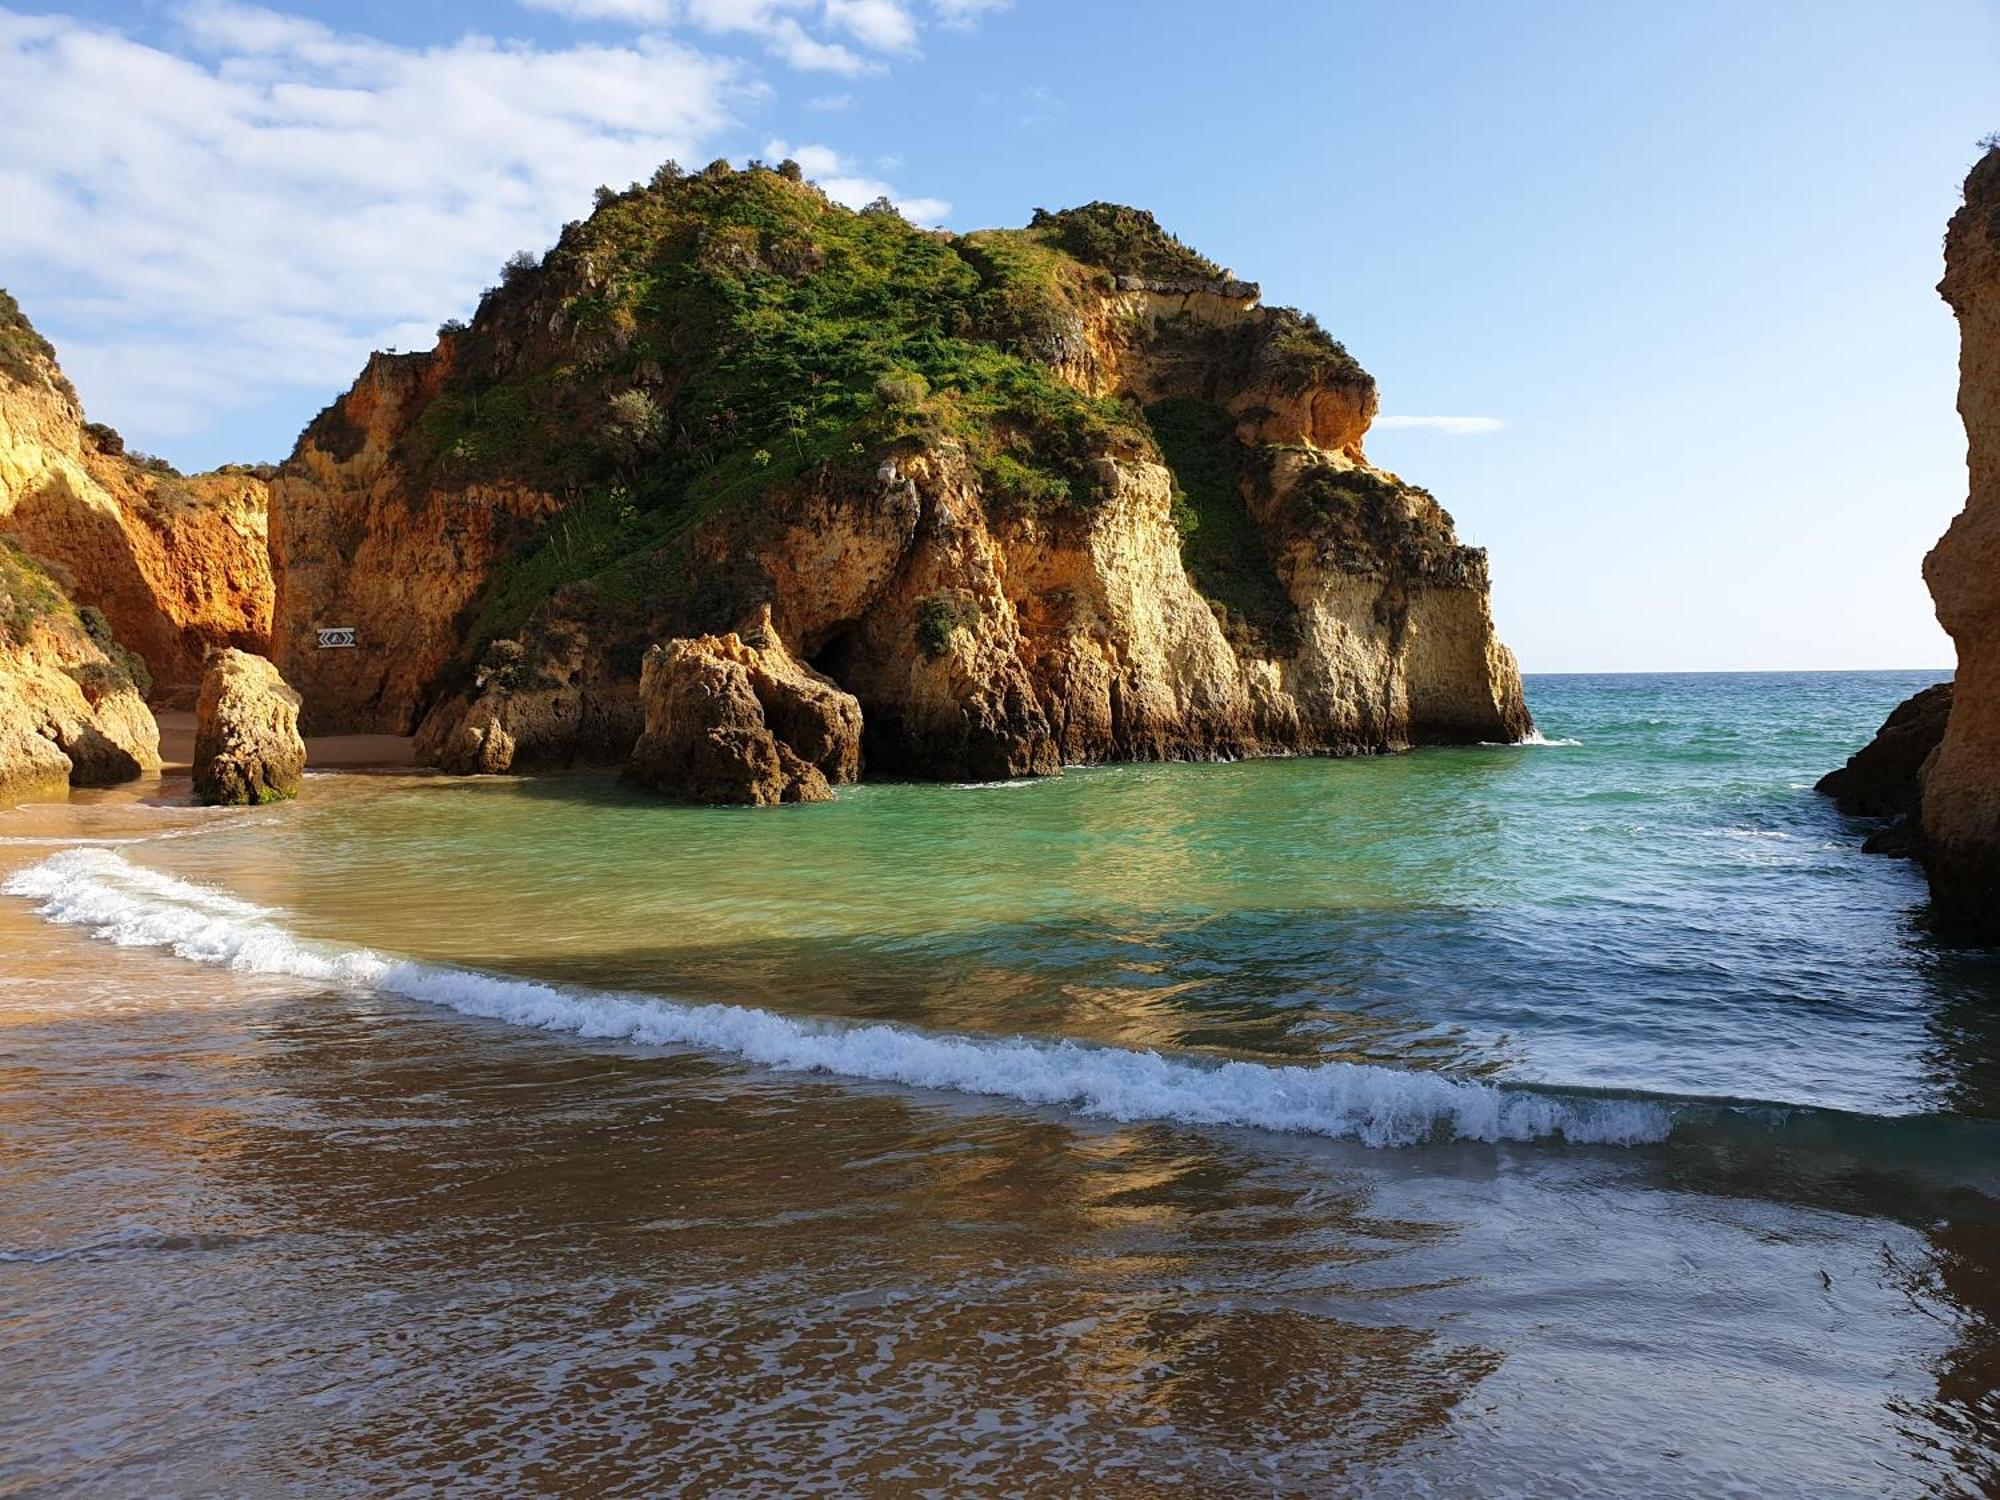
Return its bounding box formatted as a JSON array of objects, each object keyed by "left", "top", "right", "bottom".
[{"left": 3, "top": 669, "right": 1998, "bottom": 1493}]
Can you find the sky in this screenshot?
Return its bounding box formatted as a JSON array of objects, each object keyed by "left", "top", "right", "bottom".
[{"left": 1, "top": 1, "right": 1994, "bottom": 672}]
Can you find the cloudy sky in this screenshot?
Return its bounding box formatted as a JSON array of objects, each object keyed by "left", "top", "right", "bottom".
[{"left": 2, "top": 0, "right": 1995, "bottom": 670}]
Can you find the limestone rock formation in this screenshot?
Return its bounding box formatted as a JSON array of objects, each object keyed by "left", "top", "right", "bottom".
[
  {"left": 193, "top": 648, "right": 306, "bottom": 806},
  {"left": 1818, "top": 682, "right": 1952, "bottom": 820},
  {"left": 1920, "top": 145, "right": 2000, "bottom": 934},
  {"left": 0, "top": 538, "right": 162, "bottom": 797},
  {"left": 0, "top": 292, "right": 273, "bottom": 705},
  {"left": 626, "top": 615, "right": 861, "bottom": 805},
  {"left": 269, "top": 168, "right": 1529, "bottom": 776}
]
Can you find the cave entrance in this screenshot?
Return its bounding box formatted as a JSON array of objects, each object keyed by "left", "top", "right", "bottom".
[{"left": 808, "top": 623, "right": 867, "bottom": 691}]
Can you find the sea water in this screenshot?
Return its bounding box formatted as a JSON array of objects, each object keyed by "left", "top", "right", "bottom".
[{"left": 1, "top": 670, "right": 1995, "bottom": 1494}]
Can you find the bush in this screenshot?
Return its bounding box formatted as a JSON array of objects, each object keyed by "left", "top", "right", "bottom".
[
  {"left": 77, "top": 603, "right": 151, "bottom": 698},
  {"left": 914, "top": 593, "right": 978, "bottom": 658},
  {"left": 83, "top": 421, "right": 124, "bottom": 455},
  {"left": 873, "top": 370, "right": 930, "bottom": 408},
  {"left": 1028, "top": 203, "right": 1225, "bottom": 281},
  {"left": 499, "top": 250, "right": 539, "bottom": 287}
]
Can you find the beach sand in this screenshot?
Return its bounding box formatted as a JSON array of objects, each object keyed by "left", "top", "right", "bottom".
[{"left": 154, "top": 710, "right": 417, "bottom": 773}]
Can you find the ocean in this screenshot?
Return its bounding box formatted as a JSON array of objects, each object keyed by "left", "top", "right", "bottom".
[{"left": 2, "top": 670, "right": 1995, "bottom": 1495}]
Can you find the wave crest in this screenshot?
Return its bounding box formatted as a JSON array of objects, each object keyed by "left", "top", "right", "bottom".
[{"left": 5, "top": 848, "right": 1671, "bottom": 1149}]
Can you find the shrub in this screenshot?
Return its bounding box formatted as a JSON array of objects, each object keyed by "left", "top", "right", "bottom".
[
  {"left": 914, "top": 593, "right": 978, "bottom": 658},
  {"left": 873, "top": 370, "right": 930, "bottom": 408},
  {"left": 499, "top": 250, "right": 539, "bottom": 287},
  {"left": 437, "top": 317, "right": 469, "bottom": 339},
  {"left": 77, "top": 603, "right": 152, "bottom": 698},
  {"left": 83, "top": 421, "right": 125, "bottom": 455},
  {"left": 1028, "top": 203, "right": 1225, "bottom": 281}
]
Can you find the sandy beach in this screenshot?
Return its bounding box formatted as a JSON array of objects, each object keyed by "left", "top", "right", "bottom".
[{"left": 153, "top": 710, "right": 417, "bottom": 773}]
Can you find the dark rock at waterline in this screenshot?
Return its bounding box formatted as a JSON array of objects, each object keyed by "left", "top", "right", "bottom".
[{"left": 1816, "top": 681, "right": 1952, "bottom": 821}]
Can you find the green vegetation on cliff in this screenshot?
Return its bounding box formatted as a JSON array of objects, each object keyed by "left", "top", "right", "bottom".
[
  {"left": 1144, "top": 398, "right": 1296, "bottom": 652},
  {"left": 0, "top": 539, "right": 151, "bottom": 697},
  {"left": 339, "top": 163, "right": 1374, "bottom": 658},
  {"left": 0, "top": 289, "right": 74, "bottom": 399}
]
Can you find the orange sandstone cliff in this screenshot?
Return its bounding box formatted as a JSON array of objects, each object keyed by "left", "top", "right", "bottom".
[
  {"left": 1922, "top": 145, "right": 2000, "bottom": 933},
  {"left": 271, "top": 169, "right": 1528, "bottom": 778},
  {"left": 0, "top": 292, "right": 273, "bottom": 707}
]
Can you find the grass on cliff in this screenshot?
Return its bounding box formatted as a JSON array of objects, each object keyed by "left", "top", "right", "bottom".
[
  {"left": 393, "top": 164, "right": 1371, "bottom": 668},
  {"left": 430, "top": 166, "right": 1178, "bottom": 653},
  {"left": 0, "top": 539, "right": 153, "bottom": 696},
  {"left": 1143, "top": 399, "right": 1297, "bottom": 654},
  {"left": 0, "top": 538, "right": 70, "bottom": 647},
  {"left": 0, "top": 289, "right": 75, "bottom": 399}
]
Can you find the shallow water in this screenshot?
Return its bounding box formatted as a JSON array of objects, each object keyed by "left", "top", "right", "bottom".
[{"left": 2, "top": 670, "right": 1996, "bottom": 1495}]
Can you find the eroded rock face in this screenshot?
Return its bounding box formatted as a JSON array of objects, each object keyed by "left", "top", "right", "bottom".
[
  {"left": 265, "top": 172, "right": 1529, "bottom": 778},
  {"left": 0, "top": 540, "right": 162, "bottom": 797},
  {"left": 1818, "top": 682, "right": 1952, "bottom": 821},
  {"left": 0, "top": 292, "right": 273, "bottom": 705},
  {"left": 1920, "top": 148, "right": 2000, "bottom": 934},
  {"left": 193, "top": 648, "right": 306, "bottom": 806},
  {"left": 414, "top": 631, "right": 644, "bottom": 775},
  {"left": 271, "top": 346, "right": 562, "bottom": 734},
  {"left": 625, "top": 615, "right": 861, "bottom": 805}
]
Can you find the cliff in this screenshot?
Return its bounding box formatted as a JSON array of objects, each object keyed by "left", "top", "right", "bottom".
[
  {"left": 271, "top": 166, "right": 1530, "bottom": 775},
  {"left": 1921, "top": 145, "right": 2000, "bottom": 934},
  {"left": 0, "top": 291, "right": 273, "bottom": 707},
  {"left": 0, "top": 537, "right": 160, "bottom": 798}
]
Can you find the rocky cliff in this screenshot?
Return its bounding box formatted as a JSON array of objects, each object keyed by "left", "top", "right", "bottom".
[
  {"left": 0, "top": 536, "right": 160, "bottom": 798},
  {"left": 271, "top": 165, "right": 1529, "bottom": 776},
  {"left": 1921, "top": 145, "right": 2000, "bottom": 934},
  {"left": 0, "top": 292, "right": 273, "bottom": 706}
]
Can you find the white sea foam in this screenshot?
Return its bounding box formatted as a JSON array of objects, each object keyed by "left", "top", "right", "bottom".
[
  {"left": 4, "top": 849, "right": 1674, "bottom": 1149},
  {"left": 1484, "top": 730, "right": 1583, "bottom": 748}
]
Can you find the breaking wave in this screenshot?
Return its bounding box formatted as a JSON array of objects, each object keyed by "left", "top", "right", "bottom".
[{"left": 0, "top": 847, "right": 1832, "bottom": 1154}]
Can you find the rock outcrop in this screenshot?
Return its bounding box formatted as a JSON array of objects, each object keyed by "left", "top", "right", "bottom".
[
  {"left": 0, "top": 537, "right": 162, "bottom": 798},
  {"left": 0, "top": 292, "right": 274, "bottom": 705},
  {"left": 1919, "top": 145, "right": 2000, "bottom": 934},
  {"left": 192, "top": 648, "right": 306, "bottom": 806},
  {"left": 1818, "top": 681, "right": 1951, "bottom": 854},
  {"left": 268, "top": 168, "right": 1530, "bottom": 782},
  {"left": 625, "top": 613, "right": 862, "bottom": 804},
  {"left": 1828, "top": 147, "right": 2000, "bottom": 932}
]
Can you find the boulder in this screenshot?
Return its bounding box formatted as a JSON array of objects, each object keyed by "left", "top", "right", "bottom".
[
  {"left": 193, "top": 649, "right": 306, "bottom": 805},
  {"left": 625, "top": 612, "right": 861, "bottom": 805},
  {"left": 0, "top": 679, "right": 74, "bottom": 801},
  {"left": 1816, "top": 681, "right": 1952, "bottom": 819}
]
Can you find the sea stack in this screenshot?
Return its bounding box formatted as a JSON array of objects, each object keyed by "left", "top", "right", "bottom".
[{"left": 271, "top": 169, "right": 1531, "bottom": 783}]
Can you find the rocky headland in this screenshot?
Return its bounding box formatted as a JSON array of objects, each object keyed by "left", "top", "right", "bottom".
[
  {"left": 2, "top": 164, "right": 1531, "bottom": 801},
  {"left": 1825, "top": 144, "right": 2000, "bottom": 935},
  {"left": 271, "top": 165, "right": 1529, "bottom": 784}
]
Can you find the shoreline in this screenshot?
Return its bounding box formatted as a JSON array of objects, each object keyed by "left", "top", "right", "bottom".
[{"left": 153, "top": 709, "right": 417, "bottom": 774}]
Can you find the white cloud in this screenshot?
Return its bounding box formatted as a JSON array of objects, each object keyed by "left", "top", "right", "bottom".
[
  {"left": 519, "top": 0, "right": 676, "bottom": 21},
  {"left": 519, "top": 0, "right": 968, "bottom": 74},
  {"left": 0, "top": 5, "right": 953, "bottom": 460},
  {"left": 1375, "top": 415, "right": 1508, "bottom": 435},
  {"left": 765, "top": 137, "right": 948, "bottom": 223},
  {"left": 931, "top": 0, "right": 1009, "bottom": 25},
  {"left": 806, "top": 90, "right": 853, "bottom": 110},
  {"left": 825, "top": 0, "right": 918, "bottom": 52},
  {"left": 761, "top": 16, "right": 872, "bottom": 73}
]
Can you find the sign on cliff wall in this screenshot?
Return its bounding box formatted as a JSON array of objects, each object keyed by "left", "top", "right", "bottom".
[{"left": 316, "top": 627, "right": 357, "bottom": 649}]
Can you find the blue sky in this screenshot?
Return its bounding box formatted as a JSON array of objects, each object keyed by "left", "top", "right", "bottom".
[{"left": 2, "top": 1, "right": 1994, "bottom": 671}]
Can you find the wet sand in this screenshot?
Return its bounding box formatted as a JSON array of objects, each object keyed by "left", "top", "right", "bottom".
[{"left": 154, "top": 710, "right": 416, "bottom": 773}]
